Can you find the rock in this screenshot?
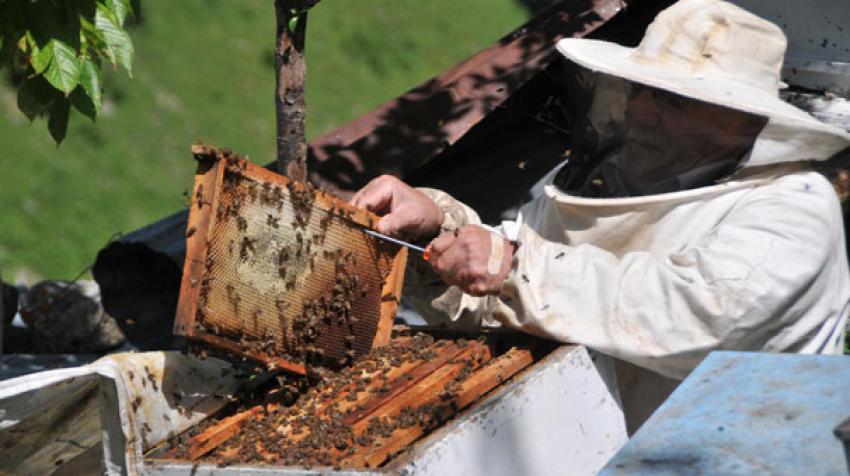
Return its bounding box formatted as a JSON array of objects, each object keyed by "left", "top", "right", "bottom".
[
  {"left": 0, "top": 269, "right": 3, "bottom": 354},
  {"left": 1, "top": 279, "right": 22, "bottom": 354},
  {"left": 20, "top": 280, "right": 125, "bottom": 353},
  {"left": 2, "top": 325, "right": 34, "bottom": 353},
  {"left": 2, "top": 281, "right": 18, "bottom": 327}
]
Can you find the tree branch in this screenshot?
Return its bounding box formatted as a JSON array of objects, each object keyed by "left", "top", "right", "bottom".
[{"left": 274, "top": 0, "right": 319, "bottom": 183}]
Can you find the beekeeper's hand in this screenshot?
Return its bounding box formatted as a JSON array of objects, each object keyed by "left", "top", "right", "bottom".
[
  {"left": 428, "top": 225, "right": 514, "bottom": 296},
  {"left": 351, "top": 175, "right": 443, "bottom": 241}
]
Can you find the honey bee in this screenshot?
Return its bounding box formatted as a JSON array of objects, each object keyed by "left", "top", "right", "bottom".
[
  {"left": 267, "top": 214, "right": 280, "bottom": 228},
  {"left": 225, "top": 284, "right": 241, "bottom": 316},
  {"left": 239, "top": 237, "right": 256, "bottom": 261},
  {"left": 236, "top": 216, "right": 248, "bottom": 232},
  {"left": 195, "top": 184, "right": 204, "bottom": 209}
]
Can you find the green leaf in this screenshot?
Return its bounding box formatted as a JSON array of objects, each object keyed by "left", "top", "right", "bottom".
[
  {"left": 288, "top": 15, "right": 299, "bottom": 32},
  {"left": 78, "top": 56, "right": 102, "bottom": 114},
  {"left": 80, "top": 16, "right": 108, "bottom": 54},
  {"left": 70, "top": 86, "right": 97, "bottom": 121},
  {"left": 48, "top": 99, "right": 71, "bottom": 144},
  {"left": 17, "top": 76, "right": 59, "bottom": 120},
  {"left": 17, "top": 80, "right": 46, "bottom": 121},
  {"left": 94, "top": 5, "right": 118, "bottom": 64},
  {"left": 43, "top": 40, "right": 81, "bottom": 95},
  {"left": 27, "top": 32, "right": 54, "bottom": 74},
  {"left": 95, "top": 3, "right": 133, "bottom": 75},
  {"left": 106, "top": 0, "right": 131, "bottom": 25}
]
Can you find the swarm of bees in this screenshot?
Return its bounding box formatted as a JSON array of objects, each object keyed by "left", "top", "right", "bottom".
[{"left": 194, "top": 334, "right": 466, "bottom": 468}]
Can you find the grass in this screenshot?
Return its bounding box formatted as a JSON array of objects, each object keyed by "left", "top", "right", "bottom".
[{"left": 0, "top": 1, "right": 529, "bottom": 282}]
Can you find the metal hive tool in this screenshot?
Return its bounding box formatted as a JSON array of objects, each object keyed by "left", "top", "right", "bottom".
[{"left": 174, "top": 145, "right": 407, "bottom": 375}]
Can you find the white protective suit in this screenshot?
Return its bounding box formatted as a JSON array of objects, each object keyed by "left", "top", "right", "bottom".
[
  {"left": 412, "top": 160, "right": 849, "bottom": 381},
  {"left": 408, "top": 0, "right": 850, "bottom": 379},
  {"left": 403, "top": 1, "right": 850, "bottom": 409},
  {"left": 407, "top": 145, "right": 849, "bottom": 431}
]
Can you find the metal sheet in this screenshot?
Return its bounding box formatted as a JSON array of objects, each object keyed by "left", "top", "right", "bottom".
[{"left": 600, "top": 351, "right": 850, "bottom": 476}]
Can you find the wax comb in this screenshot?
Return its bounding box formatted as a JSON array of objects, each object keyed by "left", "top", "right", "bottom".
[{"left": 174, "top": 145, "right": 407, "bottom": 374}]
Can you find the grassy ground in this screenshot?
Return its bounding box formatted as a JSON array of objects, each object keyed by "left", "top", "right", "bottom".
[{"left": 0, "top": 1, "right": 529, "bottom": 282}]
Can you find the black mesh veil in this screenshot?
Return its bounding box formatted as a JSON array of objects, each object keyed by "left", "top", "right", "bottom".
[{"left": 554, "top": 61, "right": 769, "bottom": 198}]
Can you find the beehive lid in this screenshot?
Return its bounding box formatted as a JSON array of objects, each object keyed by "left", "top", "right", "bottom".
[{"left": 174, "top": 145, "right": 407, "bottom": 375}]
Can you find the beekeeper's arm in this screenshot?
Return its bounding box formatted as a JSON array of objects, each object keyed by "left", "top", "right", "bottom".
[{"left": 351, "top": 175, "right": 495, "bottom": 328}]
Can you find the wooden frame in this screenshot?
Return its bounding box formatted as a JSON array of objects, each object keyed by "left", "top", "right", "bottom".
[
  {"left": 174, "top": 145, "right": 407, "bottom": 375},
  {"left": 150, "top": 337, "right": 534, "bottom": 468}
]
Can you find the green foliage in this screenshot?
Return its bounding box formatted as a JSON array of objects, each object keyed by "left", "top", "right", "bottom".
[
  {"left": 288, "top": 15, "right": 299, "bottom": 33},
  {"left": 0, "top": 0, "right": 528, "bottom": 281},
  {"left": 0, "top": 0, "right": 135, "bottom": 143}
]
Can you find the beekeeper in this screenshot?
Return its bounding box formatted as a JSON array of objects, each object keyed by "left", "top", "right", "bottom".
[{"left": 352, "top": 0, "right": 850, "bottom": 429}]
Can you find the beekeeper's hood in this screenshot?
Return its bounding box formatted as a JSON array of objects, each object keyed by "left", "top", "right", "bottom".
[{"left": 554, "top": 0, "right": 850, "bottom": 197}]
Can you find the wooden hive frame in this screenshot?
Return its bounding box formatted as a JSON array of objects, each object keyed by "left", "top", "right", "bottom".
[
  {"left": 174, "top": 145, "right": 407, "bottom": 375},
  {"left": 150, "top": 336, "right": 534, "bottom": 468}
]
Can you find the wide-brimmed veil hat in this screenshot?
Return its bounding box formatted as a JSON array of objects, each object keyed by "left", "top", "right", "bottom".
[{"left": 556, "top": 0, "right": 850, "bottom": 166}]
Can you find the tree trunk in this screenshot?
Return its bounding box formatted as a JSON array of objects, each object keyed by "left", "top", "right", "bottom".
[{"left": 274, "top": 0, "right": 312, "bottom": 183}]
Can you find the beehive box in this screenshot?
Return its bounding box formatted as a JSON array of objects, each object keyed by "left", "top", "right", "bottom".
[
  {"left": 147, "top": 330, "right": 544, "bottom": 470},
  {"left": 174, "top": 145, "right": 407, "bottom": 375}
]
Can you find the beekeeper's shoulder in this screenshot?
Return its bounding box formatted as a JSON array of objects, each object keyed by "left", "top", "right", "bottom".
[{"left": 741, "top": 164, "right": 843, "bottom": 233}]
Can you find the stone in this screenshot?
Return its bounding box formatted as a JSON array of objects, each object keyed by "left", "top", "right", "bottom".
[{"left": 20, "top": 280, "right": 125, "bottom": 353}]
